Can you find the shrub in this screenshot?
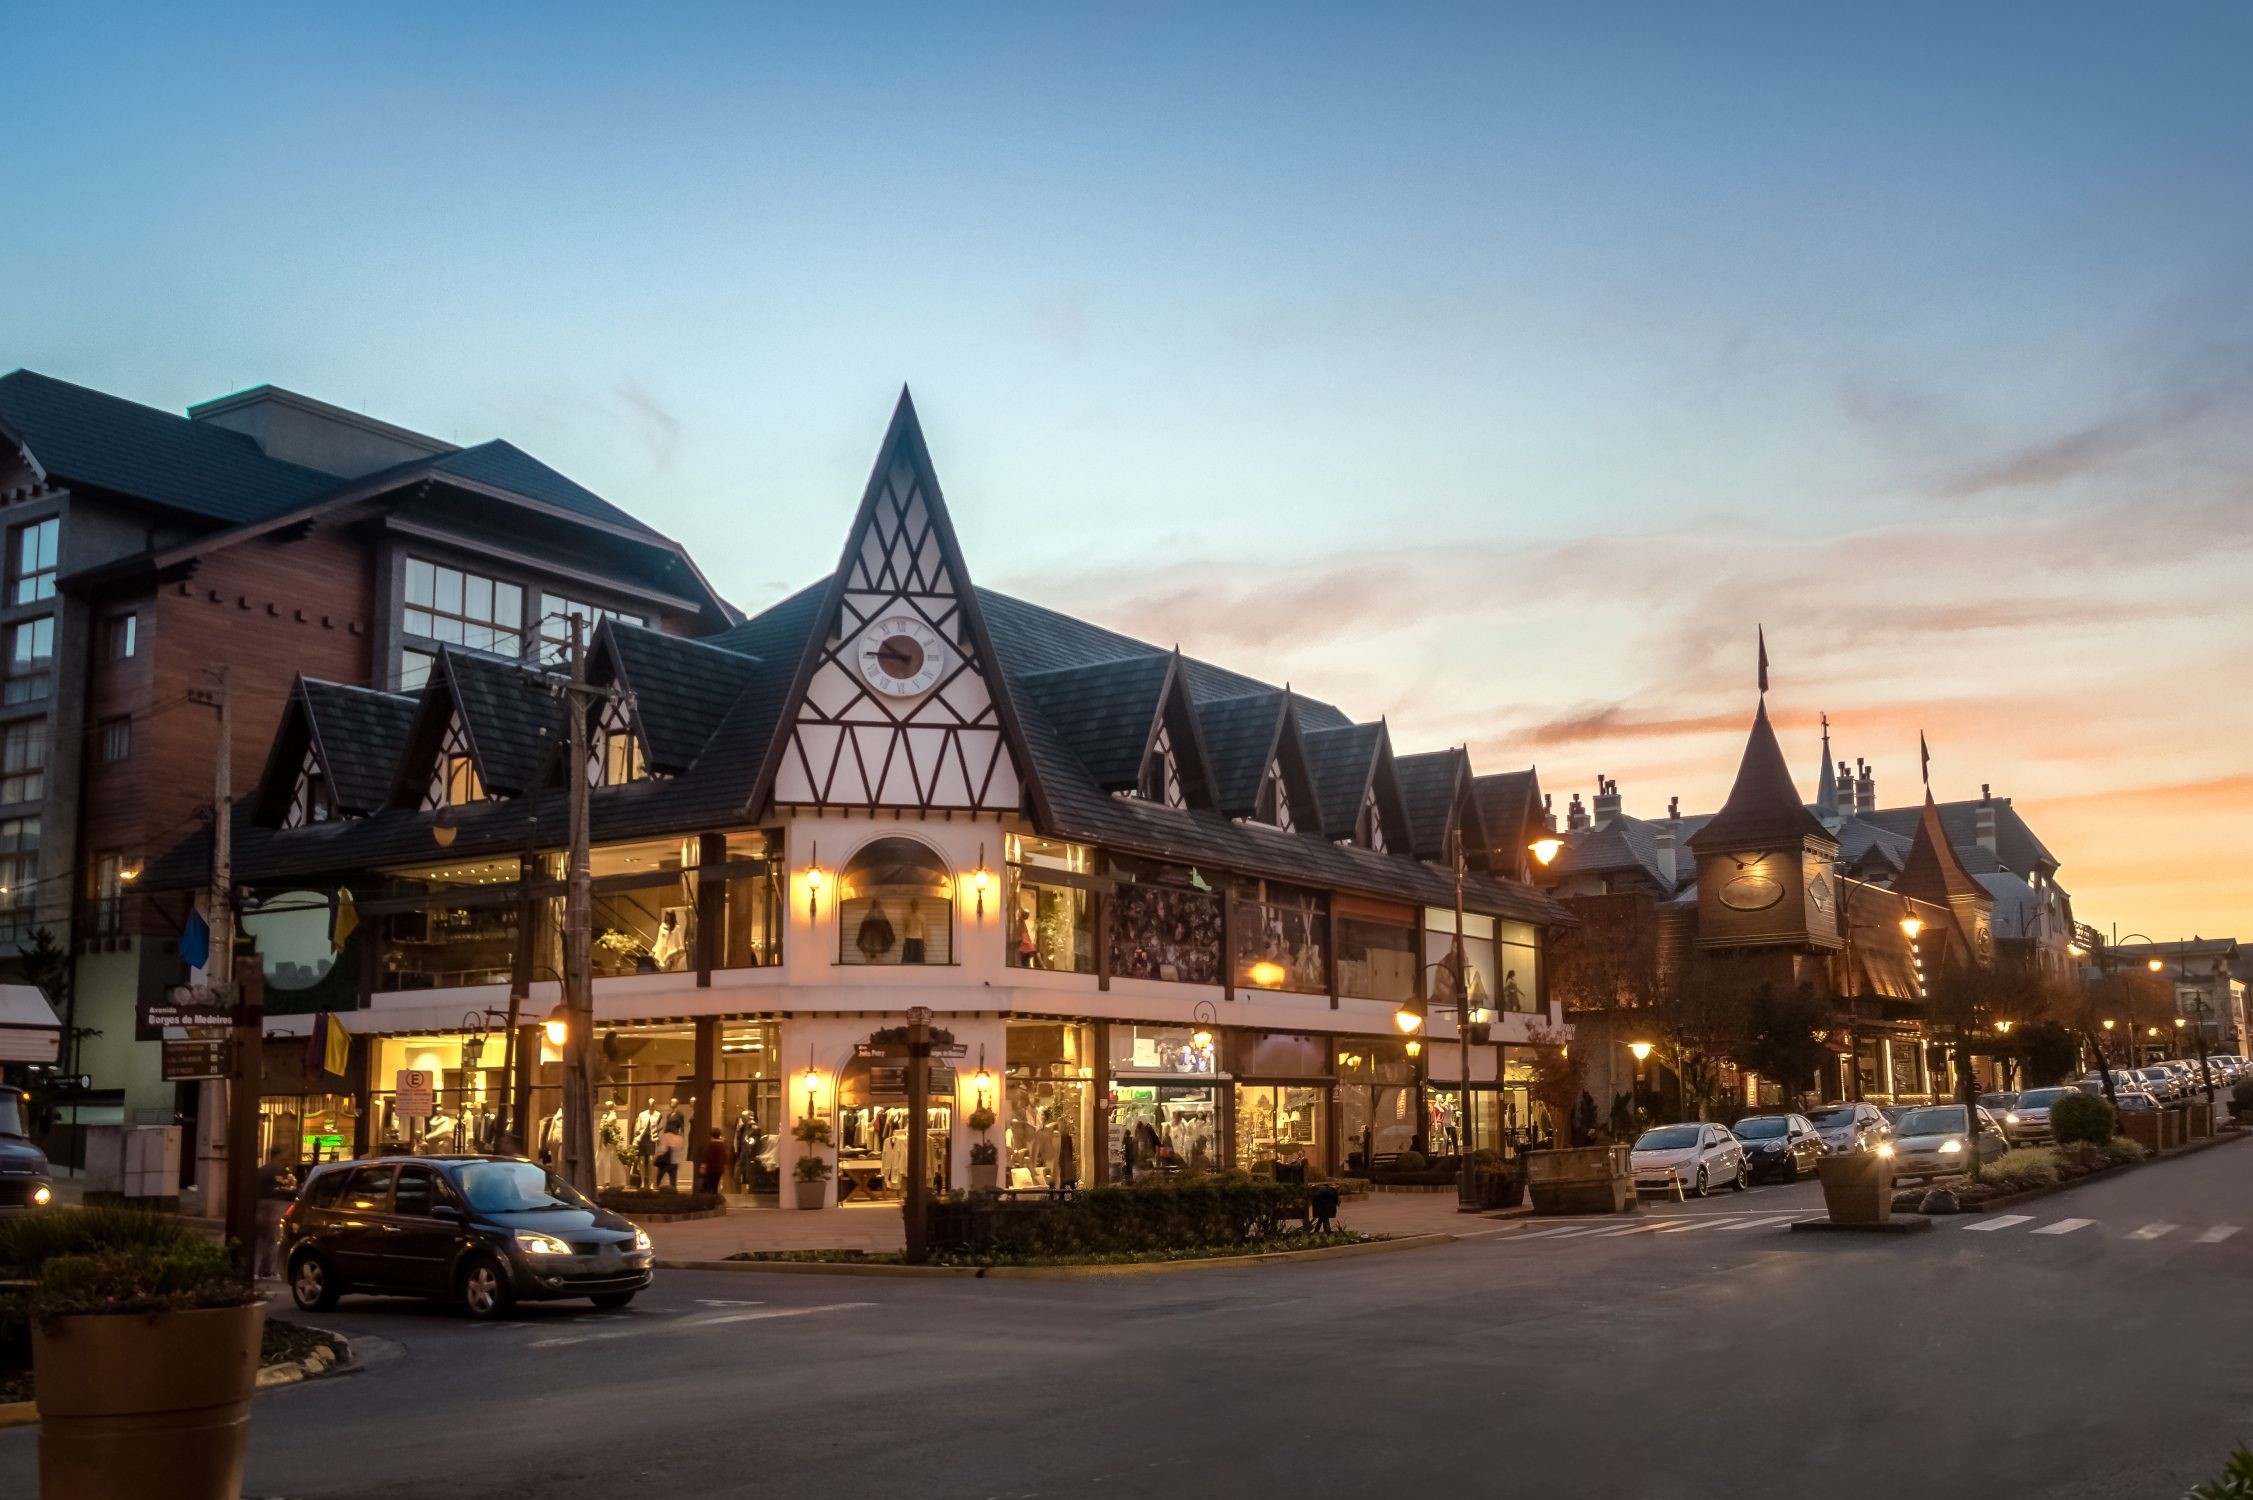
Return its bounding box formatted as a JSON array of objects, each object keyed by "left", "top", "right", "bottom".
[
  {"left": 968, "top": 1141, "right": 998, "bottom": 1166},
  {"left": 2233, "top": 1080, "right": 2253, "bottom": 1116},
  {"left": 33, "top": 1241, "right": 252, "bottom": 1321},
  {"left": 1468, "top": 1147, "right": 1505, "bottom": 1170},
  {"left": 966, "top": 1107, "right": 997, "bottom": 1133},
  {"left": 792, "top": 1153, "right": 831, "bottom": 1183},
  {"left": 790, "top": 1116, "right": 831, "bottom": 1146},
  {"left": 0, "top": 1205, "right": 202, "bottom": 1275},
  {"left": 1984, "top": 1147, "right": 2061, "bottom": 1191},
  {"left": 1393, "top": 1149, "right": 1428, "bottom": 1174},
  {"left": 927, "top": 1173, "right": 1311, "bottom": 1259},
  {"left": 595, "top": 1189, "right": 723, "bottom": 1215},
  {"left": 2187, "top": 1446, "right": 2253, "bottom": 1499},
  {"left": 2050, "top": 1091, "right": 2115, "bottom": 1148},
  {"left": 2103, "top": 1136, "right": 2149, "bottom": 1166}
]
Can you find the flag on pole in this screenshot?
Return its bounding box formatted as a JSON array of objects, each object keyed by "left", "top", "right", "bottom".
[
  {"left": 1920, "top": 731, "right": 1930, "bottom": 787},
  {"left": 322, "top": 1012, "right": 349, "bottom": 1077},
  {"left": 329, "top": 888, "right": 358, "bottom": 954},
  {"left": 180, "top": 906, "right": 211, "bottom": 972},
  {"left": 1757, "top": 626, "right": 1769, "bottom": 695}
]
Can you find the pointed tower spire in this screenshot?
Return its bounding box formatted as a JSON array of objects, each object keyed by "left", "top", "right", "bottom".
[
  {"left": 1689, "top": 700, "right": 1831, "bottom": 853},
  {"left": 1896, "top": 791, "right": 1985, "bottom": 907},
  {"left": 1757, "top": 626, "right": 1769, "bottom": 695},
  {"left": 1814, "top": 712, "right": 1836, "bottom": 812}
]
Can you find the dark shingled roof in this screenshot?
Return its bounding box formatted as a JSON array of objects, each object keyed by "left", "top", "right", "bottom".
[
  {"left": 1688, "top": 701, "right": 1834, "bottom": 853},
  {"left": 1894, "top": 793, "right": 1990, "bottom": 907},
  {"left": 1394, "top": 749, "right": 1467, "bottom": 862},
  {"left": 301, "top": 681, "right": 419, "bottom": 815},
  {"left": 441, "top": 650, "right": 564, "bottom": 799},
  {"left": 1198, "top": 691, "right": 1289, "bottom": 817},
  {"left": 0, "top": 369, "right": 337, "bottom": 523},
  {"left": 1015, "top": 654, "right": 1174, "bottom": 791},
  {"left": 429, "top": 440, "right": 663, "bottom": 539},
  {"left": 1860, "top": 796, "right": 2057, "bottom": 877},
  {"left": 603, "top": 622, "right": 760, "bottom": 775},
  {"left": 1301, "top": 721, "right": 1385, "bottom": 837}
]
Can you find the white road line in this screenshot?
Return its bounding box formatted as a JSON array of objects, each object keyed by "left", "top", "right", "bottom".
[
  {"left": 2126, "top": 1223, "right": 2178, "bottom": 1241},
  {"left": 1964, "top": 1215, "right": 2034, "bottom": 1232},
  {"left": 1654, "top": 1217, "right": 1745, "bottom": 1232},
  {"left": 1715, "top": 1215, "right": 1803, "bottom": 1231},
  {"left": 683, "top": 1302, "right": 876, "bottom": 1328},
  {"left": 1516, "top": 1224, "right": 1613, "bottom": 1240},
  {"left": 1585, "top": 1221, "right": 1670, "bottom": 1238},
  {"left": 2031, "top": 1218, "right": 2095, "bottom": 1236},
  {"left": 2196, "top": 1225, "right": 2241, "bottom": 1244}
]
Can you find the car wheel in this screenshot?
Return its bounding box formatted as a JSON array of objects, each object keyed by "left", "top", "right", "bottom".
[
  {"left": 589, "top": 1291, "right": 636, "bottom": 1310},
  {"left": 459, "top": 1256, "right": 516, "bottom": 1321},
  {"left": 1693, "top": 1165, "right": 1709, "bottom": 1198},
  {"left": 1732, "top": 1162, "right": 1749, "bottom": 1192},
  {"left": 289, "top": 1250, "right": 340, "bottom": 1311},
  {"left": 1782, "top": 1159, "right": 1799, "bottom": 1183}
]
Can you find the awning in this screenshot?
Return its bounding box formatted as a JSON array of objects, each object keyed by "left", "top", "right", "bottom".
[{"left": 0, "top": 984, "right": 61, "bottom": 1063}]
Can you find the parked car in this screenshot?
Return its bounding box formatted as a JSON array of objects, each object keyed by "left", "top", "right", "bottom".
[
  {"left": 2113, "top": 1088, "right": 2160, "bottom": 1114},
  {"left": 1880, "top": 1104, "right": 1919, "bottom": 1130},
  {"left": 1979, "top": 1092, "right": 2020, "bottom": 1129},
  {"left": 1730, "top": 1113, "right": 1827, "bottom": 1183},
  {"left": 2076, "top": 1071, "right": 2141, "bottom": 1098},
  {"left": 2002, "top": 1086, "right": 2080, "bottom": 1143},
  {"left": 2208, "top": 1055, "right": 2247, "bottom": 1084},
  {"left": 281, "top": 1155, "right": 653, "bottom": 1319},
  {"left": 1805, "top": 1101, "right": 1893, "bottom": 1155},
  {"left": 1887, "top": 1104, "right": 2009, "bottom": 1181},
  {"left": 1630, "top": 1123, "right": 1749, "bottom": 1199},
  {"left": 2134, "top": 1066, "right": 2183, "bottom": 1103},
  {"left": 0, "top": 1086, "right": 54, "bottom": 1215}
]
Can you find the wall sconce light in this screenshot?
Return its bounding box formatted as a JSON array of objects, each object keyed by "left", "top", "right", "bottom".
[
  {"left": 805, "top": 842, "right": 825, "bottom": 923},
  {"left": 1994, "top": 1020, "right": 2014, "bottom": 1035},
  {"left": 1247, "top": 959, "right": 1286, "bottom": 989},
  {"left": 1191, "top": 1029, "right": 1214, "bottom": 1052},
  {"left": 973, "top": 1045, "right": 995, "bottom": 1106},
  {"left": 2147, "top": 957, "right": 2166, "bottom": 973},
  {"left": 2101, "top": 1018, "right": 2116, "bottom": 1032},
  {"left": 972, "top": 843, "right": 991, "bottom": 920},
  {"left": 801, "top": 1056, "right": 822, "bottom": 1116},
  {"left": 2175, "top": 1016, "right": 2188, "bottom": 1030},
  {"left": 1394, "top": 997, "right": 1426, "bottom": 1034}
]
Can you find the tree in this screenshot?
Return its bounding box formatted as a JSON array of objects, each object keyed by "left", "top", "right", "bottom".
[
  {"left": 1523, "top": 1023, "right": 1584, "bottom": 1146},
  {"left": 2017, "top": 1020, "right": 2079, "bottom": 1088},
  {"left": 1738, "top": 983, "right": 1832, "bottom": 1099}
]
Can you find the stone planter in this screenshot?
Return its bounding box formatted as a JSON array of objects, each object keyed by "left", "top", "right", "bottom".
[
  {"left": 1466, "top": 1168, "right": 1523, "bottom": 1210},
  {"left": 794, "top": 1177, "right": 830, "bottom": 1210},
  {"left": 2122, "top": 1111, "right": 2164, "bottom": 1154},
  {"left": 1525, "top": 1145, "right": 1634, "bottom": 1215},
  {"left": 1816, "top": 1153, "right": 1894, "bottom": 1225},
  {"left": 2188, "top": 1101, "right": 2215, "bottom": 1139},
  {"left": 34, "top": 1301, "right": 264, "bottom": 1500},
  {"left": 968, "top": 1162, "right": 1000, "bottom": 1190}
]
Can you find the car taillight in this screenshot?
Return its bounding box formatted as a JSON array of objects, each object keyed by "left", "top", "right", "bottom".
[{"left": 282, "top": 1202, "right": 296, "bottom": 1220}]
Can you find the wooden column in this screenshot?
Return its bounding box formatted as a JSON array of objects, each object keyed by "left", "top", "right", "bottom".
[
  {"left": 691, "top": 1016, "right": 718, "bottom": 1185},
  {"left": 1221, "top": 888, "right": 1236, "bottom": 1003},
  {"left": 696, "top": 833, "right": 723, "bottom": 987},
  {"left": 1095, "top": 890, "right": 1111, "bottom": 992}
]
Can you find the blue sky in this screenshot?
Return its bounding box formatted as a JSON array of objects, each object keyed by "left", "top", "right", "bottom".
[{"left": 7, "top": 4, "right": 2252, "bottom": 931}]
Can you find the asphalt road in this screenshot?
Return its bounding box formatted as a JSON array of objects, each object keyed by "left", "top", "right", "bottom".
[{"left": 9, "top": 1144, "right": 2253, "bottom": 1500}]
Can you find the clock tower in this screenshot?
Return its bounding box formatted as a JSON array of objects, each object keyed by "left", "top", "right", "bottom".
[{"left": 1688, "top": 698, "right": 1842, "bottom": 953}]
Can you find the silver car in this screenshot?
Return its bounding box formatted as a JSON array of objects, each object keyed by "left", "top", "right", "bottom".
[
  {"left": 2003, "top": 1086, "right": 2080, "bottom": 1144},
  {"left": 1629, "top": 1123, "right": 1750, "bottom": 1200},
  {"left": 1887, "top": 1104, "right": 2009, "bottom": 1181}
]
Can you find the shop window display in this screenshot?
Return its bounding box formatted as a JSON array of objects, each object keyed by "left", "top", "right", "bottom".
[
  {"left": 1335, "top": 1042, "right": 1418, "bottom": 1172},
  {"left": 1106, "top": 857, "right": 1222, "bottom": 984},
  {"left": 1234, "top": 1083, "right": 1326, "bottom": 1177},
  {"left": 835, "top": 1049, "right": 953, "bottom": 1199},
  {"left": 1107, "top": 1024, "right": 1217, "bottom": 1076},
  {"left": 1423, "top": 908, "right": 1501, "bottom": 1013},
  {"left": 368, "top": 1034, "right": 509, "bottom": 1154},
  {"left": 375, "top": 855, "right": 523, "bottom": 992},
  {"left": 258, "top": 1094, "right": 354, "bottom": 1168},
  {"left": 1106, "top": 1083, "right": 1220, "bottom": 1181},
  {"left": 1499, "top": 920, "right": 1541, "bottom": 1012},
  {"left": 1005, "top": 834, "right": 1097, "bottom": 974},
  {"left": 836, "top": 837, "right": 953, "bottom": 966},
  {"left": 1335, "top": 908, "right": 1418, "bottom": 1004},
  {"left": 711, "top": 1021, "right": 783, "bottom": 1196},
  {"left": 1005, "top": 1020, "right": 1092, "bottom": 1188},
  {"left": 1424, "top": 1086, "right": 1502, "bottom": 1160},
  {"left": 1231, "top": 879, "right": 1327, "bottom": 994},
  {"left": 587, "top": 838, "right": 699, "bottom": 977},
  {"left": 719, "top": 831, "right": 784, "bottom": 968}
]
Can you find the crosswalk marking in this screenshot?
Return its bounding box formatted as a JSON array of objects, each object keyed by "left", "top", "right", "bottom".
[
  {"left": 2196, "top": 1225, "right": 2240, "bottom": 1244},
  {"left": 1515, "top": 1224, "right": 1611, "bottom": 1239},
  {"left": 2126, "top": 1223, "right": 2178, "bottom": 1241},
  {"left": 1964, "top": 1215, "right": 2034, "bottom": 1232},
  {"left": 1584, "top": 1221, "right": 1669, "bottom": 1238},
  {"left": 1716, "top": 1214, "right": 1804, "bottom": 1231},
  {"left": 2031, "top": 1218, "right": 2094, "bottom": 1236}
]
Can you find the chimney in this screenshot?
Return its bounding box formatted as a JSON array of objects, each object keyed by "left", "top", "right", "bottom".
[
  {"left": 1654, "top": 796, "right": 1679, "bottom": 889},
  {"left": 189, "top": 384, "right": 453, "bottom": 478},
  {"left": 1566, "top": 792, "right": 1589, "bottom": 831},
  {"left": 1975, "top": 784, "right": 1997, "bottom": 854},
  {"left": 1855, "top": 757, "right": 1875, "bottom": 814},
  {"left": 1835, "top": 760, "right": 1855, "bottom": 818},
  {"left": 1592, "top": 775, "right": 1622, "bottom": 828},
  {"left": 1542, "top": 792, "right": 1556, "bottom": 832}
]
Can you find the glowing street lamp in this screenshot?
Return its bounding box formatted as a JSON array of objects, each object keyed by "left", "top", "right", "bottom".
[
  {"left": 1628, "top": 1041, "right": 1653, "bottom": 1062},
  {"left": 1528, "top": 835, "right": 1564, "bottom": 868}
]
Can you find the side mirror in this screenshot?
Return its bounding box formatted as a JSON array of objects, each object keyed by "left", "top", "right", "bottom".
[{"left": 432, "top": 1203, "right": 465, "bottom": 1222}]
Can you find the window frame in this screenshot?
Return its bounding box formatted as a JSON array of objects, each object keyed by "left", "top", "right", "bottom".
[
  {"left": 3, "top": 616, "right": 54, "bottom": 705},
  {"left": 403, "top": 557, "right": 525, "bottom": 659},
  {"left": 9, "top": 518, "right": 57, "bottom": 605}
]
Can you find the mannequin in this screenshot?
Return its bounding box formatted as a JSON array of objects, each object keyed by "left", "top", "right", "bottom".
[
  {"left": 1015, "top": 898, "right": 1039, "bottom": 968},
  {"left": 597, "top": 1101, "right": 627, "bottom": 1189},
  {"left": 856, "top": 900, "right": 895, "bottom": 961},
  {"left": 901, "top": 903, "right": 927, "bottom": 964},
  {"left": 732, "top": 1110, "right": 763, "bottom": 1190},
  {"left": 632, "top": 1099, "right": 663, "bottom": 1187},
  {"left": 541, "top": 1108, "right": 564, "bottom": 1165},
  {"left": 657, "top": 1097, "right": 687, "bottom": 1191},
  {"left": 422, "top": 1110, "right": 457, "bottom": 1153},
  {"left": 652, "top": 910, "right": 686, "bottom": 971}
]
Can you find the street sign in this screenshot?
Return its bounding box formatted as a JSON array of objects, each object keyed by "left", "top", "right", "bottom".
[
  {"left": 394, "top": 1068, "right": 436, "bottom": 1119},
  {"left": 139, "top": 984, "right": 239, "bottom": 1039},
  {"left": 162, "top": 1037, "right": 233, "bottom": 1081}
]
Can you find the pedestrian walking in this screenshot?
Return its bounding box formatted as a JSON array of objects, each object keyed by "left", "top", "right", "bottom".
[
  {"left": 696, "top": 1127, "right": 729, "bottom": 1195},
  {"left": 254, "top": 1147, "right": 297, "bottom": 1279}
]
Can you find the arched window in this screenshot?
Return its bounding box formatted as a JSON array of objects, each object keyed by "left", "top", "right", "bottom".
[{"left": 837, "top": 836, "right": 953, "bottom": 966}]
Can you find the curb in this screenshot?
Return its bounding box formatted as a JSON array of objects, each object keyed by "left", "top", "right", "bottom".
[
  {"left": 662, "top": 1232, "right": 1454, "bottom": 1280},
  {"left": 0, "top": 1400, "right": 33, "bottom": 1430},
  {"left": 1790, "top": 1217, "right": 1934, "bottom": 1236},
  {"left": 0, "top": 1329, "right": 357, "bottom": 1428},
  {"left": 1898, "top": 1128, "right": 2250, "bottom": 1221}
]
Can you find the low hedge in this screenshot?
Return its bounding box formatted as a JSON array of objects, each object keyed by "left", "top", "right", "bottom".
[
  {"left": 0, "top": 1207, "right": 252, "bottom": 1377},
  {"left": 928, "top": 1174, "right": 1311, "bottom": 1258},
  {"left": 596, "top": 1189, "right": 724, "bottom": 1216}
]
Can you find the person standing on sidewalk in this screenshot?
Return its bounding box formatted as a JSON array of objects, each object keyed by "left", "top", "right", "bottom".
[
  {"left": 696, "top": 1127, "right": 730, "bottom": 1195},
  {"left": 253, "top": 1148, "right": 297, "bottom": 1279}
]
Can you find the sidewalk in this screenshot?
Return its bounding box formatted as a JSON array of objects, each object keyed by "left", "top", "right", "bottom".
[{"left": 643, "top": 1186, "right": 1508, "bottom": 1260}]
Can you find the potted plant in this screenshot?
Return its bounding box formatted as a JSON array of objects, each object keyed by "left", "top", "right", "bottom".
[
  {"left": 790, "top": 1115, "right": 833, "bottom": 1210},
  {"left": 2, "top": 1207, "right": 263, "bottom": 1499},
  {"left": 1816, "top": 1149, "right": 1893, "bottom": 1225},
  {"left": 968, "top": 1140, "right": 1000, "bottom": 1190}
]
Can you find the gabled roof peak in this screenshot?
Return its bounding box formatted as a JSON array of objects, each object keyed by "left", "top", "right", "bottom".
[{"left": 1688, "top": 699, "right": 1834, "bottom": 853}]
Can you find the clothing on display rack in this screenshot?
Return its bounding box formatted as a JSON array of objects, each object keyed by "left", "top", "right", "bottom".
[
  {"left": 597, "top": 1108, "right": 626, "bottom": 1189},
  {"left": 901, "top": 904, "right": 926, "bottom": 965}
]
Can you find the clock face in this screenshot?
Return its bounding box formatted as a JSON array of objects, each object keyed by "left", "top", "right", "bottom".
[{"left": 856, "top": 615, "right": 949, "bottom": 697}]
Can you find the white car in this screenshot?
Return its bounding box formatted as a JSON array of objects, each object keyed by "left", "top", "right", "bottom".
[
  {"left": 1888, "top": 1104, "right": 2010, "bottom": 1182},
  {"left": 1630, "top": 1123, "right": 1750, "bottom": 1200}
]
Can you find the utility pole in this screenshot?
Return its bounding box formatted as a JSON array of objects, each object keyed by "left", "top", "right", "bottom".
[
  {"left": 192, "top": 669, "right": 263, "bottom": 1271},
  {"left": 558, "top": 617, "right": 597, "bottom": 1193}
]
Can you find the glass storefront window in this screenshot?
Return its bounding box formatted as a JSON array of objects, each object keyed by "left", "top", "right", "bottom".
[
  {"left": 837, "top": 836, "right": 953, "bottom": 966},
  {"left": 719, "top": 830, "right": 783, "bottom": 969},
  {"left": 588, "top": 839, "right": 697, "bottom": 978},
  {"left": 1234, "top": 1083, "right": 1327, "bottom": 1176},
  {"left": 1107, "top": 1025, "right": 1217, "bottom": 1076},
  {"left": 1424, "top": 1086, "right": 1501, "bottom": 1160},
  {"left": 1336, "top": 910, "right": 1418, "bottom": 1003},
  {"left": 1500, "top": 920, "right": 1541, "bottom": 1013},
  {"left": 258, "top": 1094, "right": 354, "bottom": 1168},
  {"left": 375, "top": 856, "right": 522, "bottom": 992},
  {"left": 1231, "top": 880, "right": 1327, "bottom": 994},
  {"left": 368, "top": 1034, "right": 510, "bottom": 1153},
  {"left": 1107, "top": 1083, "right": 1220, "bottom": 1180},
  {"left": 1006, "top": 835, "right": 1097, "bottom": 974},
  {"left": 710, "top": 1021, "right": 782, "bottom": 1196},
  {"left": 1006, "top": 1020, "right": 1093, "bottom": 1188},
  {"left": 1107, "top": 856, "right": 1222, "bottom": 984},
  {"left": 1424, "top": 908, "right": 1499, "bottom": 1013},
  {"left": 835, "top": 1047, "right": 954, "bottom": 1199},
  {"left": 1335, "top": 1041, "right": 1418, "bottom": 1173}
]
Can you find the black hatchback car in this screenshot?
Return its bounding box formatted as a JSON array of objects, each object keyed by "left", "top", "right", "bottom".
[
  {"left": 281, "top": 1155, "right": 653, "bottom": 1319},
  {"left": 1728, "top": 1113, "right": 1827, "bottom": 1183}
]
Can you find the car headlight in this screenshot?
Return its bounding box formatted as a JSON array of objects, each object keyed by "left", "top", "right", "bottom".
[
  {"left": 1876, "top": 1143, "right": 1894, "bottom": 1158},
  {"left": 1939, "top": 1139, "right": 1963, "bottom": 1155},
  {"left": 2005, "top": 1113, "right": 2019, "bottom": 1124},
  {"left": 634, "top": 1227, "right": 653, "bottom": 1251},
  {"left": 31, "top": 1184, "right": 51, "bottom": 1206},
  {"left": 516, "top": 1230, "right": 572, "bottom": 1255}
]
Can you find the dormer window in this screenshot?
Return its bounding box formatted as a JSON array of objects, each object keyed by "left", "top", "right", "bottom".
[
  {"left": 1261, "top": 758, "right": 1295, "bottom": 832},
  {"left": 1359, "top": 786, "right": 1387, "bottom": 853},
  {"left": 593, "top": 697, "right": 646, "bottom": 786},
  {"left": 285, "top": 748, "right": 332, "bottom": 828},
  {"left": 1139, "top": 724, "right": 1187, "bottom": 809},
  {"left": 424, "top": 712, "right": 483, "bottom": 809}
]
